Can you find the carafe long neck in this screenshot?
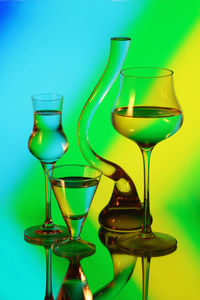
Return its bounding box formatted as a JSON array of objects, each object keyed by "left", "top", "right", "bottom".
[{"left": 77, "top": 38, "right": 137, "bottom": 195}]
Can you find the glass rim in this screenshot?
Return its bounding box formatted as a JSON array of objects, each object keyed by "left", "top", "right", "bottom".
[
  {"left": 120, "top": 67, "right": 174, "bottom": 78},
  {"left": 31, "top": 93, "right": 64, "bottom": 102},
  {"left": 47, "top": 164, "right": 102, "bottom": 183}
]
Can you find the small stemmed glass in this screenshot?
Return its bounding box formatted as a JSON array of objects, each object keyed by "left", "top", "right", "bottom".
[
  {"left": 48, "top": 164, "right": 102, "bottom": 257},
  {"left": 24, "top": 93, "right": 69, "bottom": 244},
  {"left": 112, "top": 67, "right": 183, "bottom": 256}
]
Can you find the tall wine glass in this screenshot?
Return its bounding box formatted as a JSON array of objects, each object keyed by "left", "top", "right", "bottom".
[
  {"left": 48, "top": 164, "right": 102, "bottom": 258},
  {"left": 112, "top": 67, "right": 183, "bottom": 256},
  {"left": 24, "top": 93, "right": 69, "bottom": 244}
]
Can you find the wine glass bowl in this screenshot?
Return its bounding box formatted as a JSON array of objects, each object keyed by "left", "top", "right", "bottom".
[
  {"left": 28, "top": 93, "right": 68, "bottom": 163},
  {"left": 112, "top": 67, "right": 183, "bottom": 149},
  {"left": 112, "top": 67, "right": 183, "bottom": 256},
  {"left": 48, "top": 164, "right": 102, "bottom": 258}
]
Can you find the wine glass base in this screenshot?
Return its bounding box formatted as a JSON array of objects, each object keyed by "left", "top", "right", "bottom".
[
  {"left": 24, "top": 225, "right": 68, "bottom": 246},
  {"left": 53, "top": 239, "right": 96, "bottom": 259},
  {"left": 118, "top": 232, "right": 177, "bottom": 257}
]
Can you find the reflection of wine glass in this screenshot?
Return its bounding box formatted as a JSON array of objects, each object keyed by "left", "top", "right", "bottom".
[
  {"left": 55, "top": 249, "right": 94, "bottom": 300},
  {"left": 24, "top": 238, "right": 54, "bottom": 300},
  {"left": 57, "top": 257, "right": 93, "bottom": 300},
  {"left": 48, "top": 164, "right": 102, "bottom": 257},
  {"left": 127, "top": 250, "right": 177, "bottom": 300},
  {"left": 141, "top": 246, "right": 177, "bottom": 300},
  {"left": 24, "top": 93, "right": 69, "bottom": 244},
  {"left": 112, "top": 67, "right": 183, "bottom": 256}
]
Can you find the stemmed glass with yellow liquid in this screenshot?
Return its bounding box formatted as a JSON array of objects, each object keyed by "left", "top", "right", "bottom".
[
  {"left": 112, "top": 67, "right": 183, "bottom": 256},
  {"left": 24, "top": 93, "right": 69, "bottom": 244}
]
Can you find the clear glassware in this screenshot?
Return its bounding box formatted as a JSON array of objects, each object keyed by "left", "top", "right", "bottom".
[
  {"left": 113, "top": 67, "right": 183, "bottom": 256},
  {"left": 55, "top": 248, "right": 94, "bottom": 300},
  {"left": 77, "top": 37, "right": 144, "bottom": 232},
  {"left": 25, "top": 236, "right": 54, "bottom": 300},
  {"left": 24, "top": 93, "right": 69, "bottom": 244},
  {"left": 93, "top": 227, "right": 136, "bottom": 300},
  {"left": 57, "top": 257, "right": 93, "bottom": 300},
  {"left": 140, "top": 249, "right": 176, "bottom": 300},
  {"left": 48, "top": 164, "right": 102, "bottom": 258}
]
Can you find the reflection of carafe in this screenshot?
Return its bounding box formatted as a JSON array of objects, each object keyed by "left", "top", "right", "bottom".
[
  {"left": 93, "top": 227, "right": 136, "bottom": 299},
  {"left": 77, "top": 38, "right": 146, "bottom": 232}
]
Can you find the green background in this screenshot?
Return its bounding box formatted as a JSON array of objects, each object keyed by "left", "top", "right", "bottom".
[{"left": 1, "top": 0, "right": 200, "bottom": 299}]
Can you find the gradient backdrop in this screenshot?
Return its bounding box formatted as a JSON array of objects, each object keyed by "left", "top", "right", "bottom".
[{"left": 0, "top": 0, "right": 200, "bottom": 299}]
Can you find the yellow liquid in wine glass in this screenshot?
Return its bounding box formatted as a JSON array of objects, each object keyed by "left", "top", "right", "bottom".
[{"left": 112, "top": 106, "right": 183, "bottom": 148}]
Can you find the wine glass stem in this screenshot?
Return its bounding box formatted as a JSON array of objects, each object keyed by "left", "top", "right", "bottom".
[
  {"left": 67, "top": 217, "right": 86, "bottom": 240},
  {"left": 142, "top": 256, "right": 151, "bottom": 300},
  {"left": 42, "top": 163, "right": 55, "bottom": 227},
  {"left": 141, "top": 148, "right": 152, "bottom": 235},
  {"left": 44, "top": 245, "right": 54, "bottom": 300}
]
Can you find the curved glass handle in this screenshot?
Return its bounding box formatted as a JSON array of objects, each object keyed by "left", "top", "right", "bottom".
[{"left": 77, "top": 37, "right": 136, "bottom": 194}]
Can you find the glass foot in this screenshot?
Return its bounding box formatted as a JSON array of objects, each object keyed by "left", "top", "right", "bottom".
[
  {"left": 53, "top": 239, "right": 96, "bottom": 259},
  {"left": 24, "top": 224, "right": 68, "bottom": 246},
  {"left": 118, "top": 232, "right": 177, "bottom": 257}
]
